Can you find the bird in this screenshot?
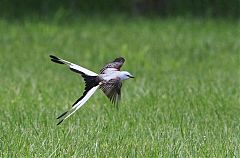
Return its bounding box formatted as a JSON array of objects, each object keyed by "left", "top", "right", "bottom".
[{"left": 49, "top": 55, "right": 134, "bottom": 125}]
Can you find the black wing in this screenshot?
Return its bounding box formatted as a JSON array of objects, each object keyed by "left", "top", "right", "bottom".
[
  {"left": 100, "top": 57, "right": 125, "bottom": 74},
  {"left": 100, "top": 78, "right": 122, "bottom": 106}
]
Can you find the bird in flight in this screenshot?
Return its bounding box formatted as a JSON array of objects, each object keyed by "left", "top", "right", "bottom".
[{"left": 49, "top": 55, "right": 134, "bottom": 125}]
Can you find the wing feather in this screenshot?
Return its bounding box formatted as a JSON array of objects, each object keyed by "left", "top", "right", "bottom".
[
  {"left": 100, "top": 57, "right": 125, "bottom": 74},
  {"left": 100, "top": 78, "right": 122, "bottom": 106}
]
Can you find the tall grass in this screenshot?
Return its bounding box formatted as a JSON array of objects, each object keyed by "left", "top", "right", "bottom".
[{"left": 0, "top": 17, "right": 239, "bottom": 157}]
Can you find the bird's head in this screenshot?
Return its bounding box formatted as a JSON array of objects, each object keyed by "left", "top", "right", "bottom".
[{"left": 120, "top": 71, "right": 134, "bottom": 80}]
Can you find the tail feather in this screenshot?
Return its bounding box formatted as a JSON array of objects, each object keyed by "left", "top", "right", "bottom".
[
  {"left": 57, "top": 119, "right": 64, "bottom": 125},
  {"left": 56, "top": 111, "right": 68, "bottom": 119},
  {"left": 50, "top": 55, "right": 65, "bottom": 64},
  {"left": 49, "top": 55, "right": 98, "bottom": 76},
  {"left": 72, "top": 74, "right": 99, "bottom": 107},
  {"left": 69, "top": 67, "right": 99, "bottom": 92},
  {"left": 50, "top": 55, "right": 100, "bottom": 125},
  {"left": 83, "top": 75, "right": 99, "bottom": 92},
  {"left": 50, "top": 55, "right": 59, "bottom": 60},
  {"left": 56, "top": 85, "right": 100, "bottom": 125}
]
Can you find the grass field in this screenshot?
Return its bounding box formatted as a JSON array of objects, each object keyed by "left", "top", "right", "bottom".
[{"left": 0, "top": 17, "right": 239, "bottom": 157}]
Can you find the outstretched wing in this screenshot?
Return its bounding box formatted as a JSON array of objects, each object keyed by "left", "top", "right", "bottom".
[
  {"left": 100, "top": 78, "right": 122, "bottom": 106},
  {"left": 50, "top": 55, "right": 98, "bottom": 76},
  {"left": 100, "top": 57, "right": 125, "bottom": 74}
]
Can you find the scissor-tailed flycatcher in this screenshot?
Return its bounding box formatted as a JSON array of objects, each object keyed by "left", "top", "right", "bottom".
[{"left": 49, "top": 55, "right": 134, "bottom": 125}]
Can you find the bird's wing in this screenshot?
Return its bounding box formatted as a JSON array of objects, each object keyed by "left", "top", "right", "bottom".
[
  {"left": 56, "top": 85, "right": 100, "bottom": 125},
  {"left": 50, "top": 55, "right": 98, "bottom": 76},
  {"left": 100, "top": 78, "right": 122, "bottom": 106},
  {"left": 100, "top": 57, "right": 125, "bottom": 74}
]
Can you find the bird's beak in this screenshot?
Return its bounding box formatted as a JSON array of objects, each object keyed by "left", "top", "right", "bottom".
[{"left": 130, "top": 75, "right": 134, "bottom": 78}]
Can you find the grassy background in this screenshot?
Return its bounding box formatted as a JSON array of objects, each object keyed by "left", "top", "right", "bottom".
[{"left": 0, "top": 17, "right": 239, "bottom": 157}]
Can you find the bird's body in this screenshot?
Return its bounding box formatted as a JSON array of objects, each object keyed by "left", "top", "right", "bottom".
[
  {"left": 49, "top": 55, "right": 134, "bottom": 125},
  {"left": 99, "top": 71, "right": 131, "bottom": 81}
]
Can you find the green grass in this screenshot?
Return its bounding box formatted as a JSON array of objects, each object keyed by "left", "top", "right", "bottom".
[{"left": 0, "top": 17, "right": 239, "bottom": 157}]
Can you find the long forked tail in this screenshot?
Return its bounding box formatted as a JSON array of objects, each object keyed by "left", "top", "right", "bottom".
[
  {"left": 56, "top": 74, "right": 100, "bottom": 125},
  {"left": 57, "top": 85, "right": 99, "bottom": 125},
  {"left": 49, "top": 55, "right": 98, "bottom": 76}
]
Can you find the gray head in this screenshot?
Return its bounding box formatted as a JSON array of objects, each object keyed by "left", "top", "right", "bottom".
[{"left": 120, "top": 71, "right": 134, "bottom": 80}]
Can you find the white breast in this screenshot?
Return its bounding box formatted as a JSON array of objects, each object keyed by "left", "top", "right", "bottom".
[{"left": 100, "top": 71, "right": 122, "bottom": 81}]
